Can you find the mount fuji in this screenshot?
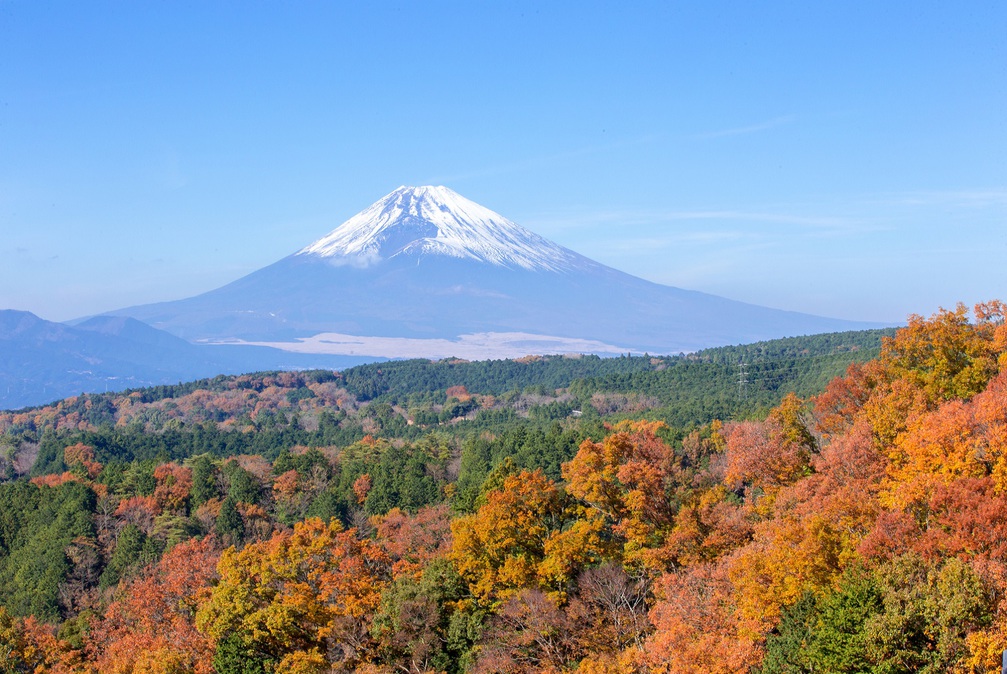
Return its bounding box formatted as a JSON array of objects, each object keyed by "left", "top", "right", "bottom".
[{"left": 107, "top": 186, "right": 877, "bottom": 358}]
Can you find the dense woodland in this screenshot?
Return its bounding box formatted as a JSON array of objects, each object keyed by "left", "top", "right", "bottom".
[{"left": 10, "top": 313, "right": 1007, "bottom": 672}]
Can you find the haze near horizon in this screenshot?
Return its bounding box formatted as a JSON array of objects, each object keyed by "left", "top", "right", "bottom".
[{"left": 1, "top": 2, "right": 1004, "bottom": 324}]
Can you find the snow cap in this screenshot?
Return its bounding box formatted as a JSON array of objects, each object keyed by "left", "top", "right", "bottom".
[{"left": 297, "top": 186, "right": 586, "bottom": 272}]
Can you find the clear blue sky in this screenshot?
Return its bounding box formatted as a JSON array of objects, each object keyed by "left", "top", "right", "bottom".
[{"left": 1, "top": 1, "right": 1004, "bottom": 324}]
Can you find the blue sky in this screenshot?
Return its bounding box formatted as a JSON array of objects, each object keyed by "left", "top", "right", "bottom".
[{"left": 1, "top": 1, "right": 1004, "bottom": 324}]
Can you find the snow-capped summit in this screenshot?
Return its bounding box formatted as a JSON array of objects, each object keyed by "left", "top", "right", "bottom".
[
  {"left": 297, "top": 186, "right": 590, "bottom": 273},
  {"left": 105, "top": 185, "right": 880, "bottom": 355}
]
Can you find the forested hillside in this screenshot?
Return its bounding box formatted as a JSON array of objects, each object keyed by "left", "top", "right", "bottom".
[
  {"left": 0, "top": 329, "right": 890, "bottom": 479},
  {"left": 26, "top": 319, "right": 1007, "bottom": 673}
]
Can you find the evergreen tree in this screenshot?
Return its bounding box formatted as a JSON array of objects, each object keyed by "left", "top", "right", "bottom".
[{"left": 216, "top": 497, "right": 244, "bottom": 546}]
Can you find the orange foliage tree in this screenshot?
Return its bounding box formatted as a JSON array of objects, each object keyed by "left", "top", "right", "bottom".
[
  {"left": 87, "top": 536, "right": 220, "bottom": 674},
  {"left": 646, "top": 561, "right": 762, "bottom": 674},
  {"left": 63, "top": 443, "right": 102, "bottom": 480},
  {"left": 562, "top": 420, "right": 678, "bottom": 569},
  {"left": 723, "top": 393, "right": 817, "bottom": 500},
  {"left": 373, "top": 504, "right": 453, "bottom": 580},
  {"left": 451, "top": 468, "right": 601, "bottom": 606},
  {"left": 152, "top": 463, "right": 193, "bottom": 513},
  {"left": 880, "top": 301, "right": 1006, "bottom": 404},
  {"left": 196, "top": 518, "right": 389, "bottom": 671}
]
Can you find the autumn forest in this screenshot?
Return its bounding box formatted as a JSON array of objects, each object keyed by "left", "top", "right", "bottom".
[{"left": 1, "top": 305, "right": 1006, "bottom": 673}]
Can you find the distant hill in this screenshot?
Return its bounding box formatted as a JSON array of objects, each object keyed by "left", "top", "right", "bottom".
[{"left": 0, "top": 310, "right": 377, "bottom": 409}]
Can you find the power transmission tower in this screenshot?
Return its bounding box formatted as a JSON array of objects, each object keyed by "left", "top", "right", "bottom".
[{"left": 738, "top": 359, "right": 749, "bottom": 401}]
